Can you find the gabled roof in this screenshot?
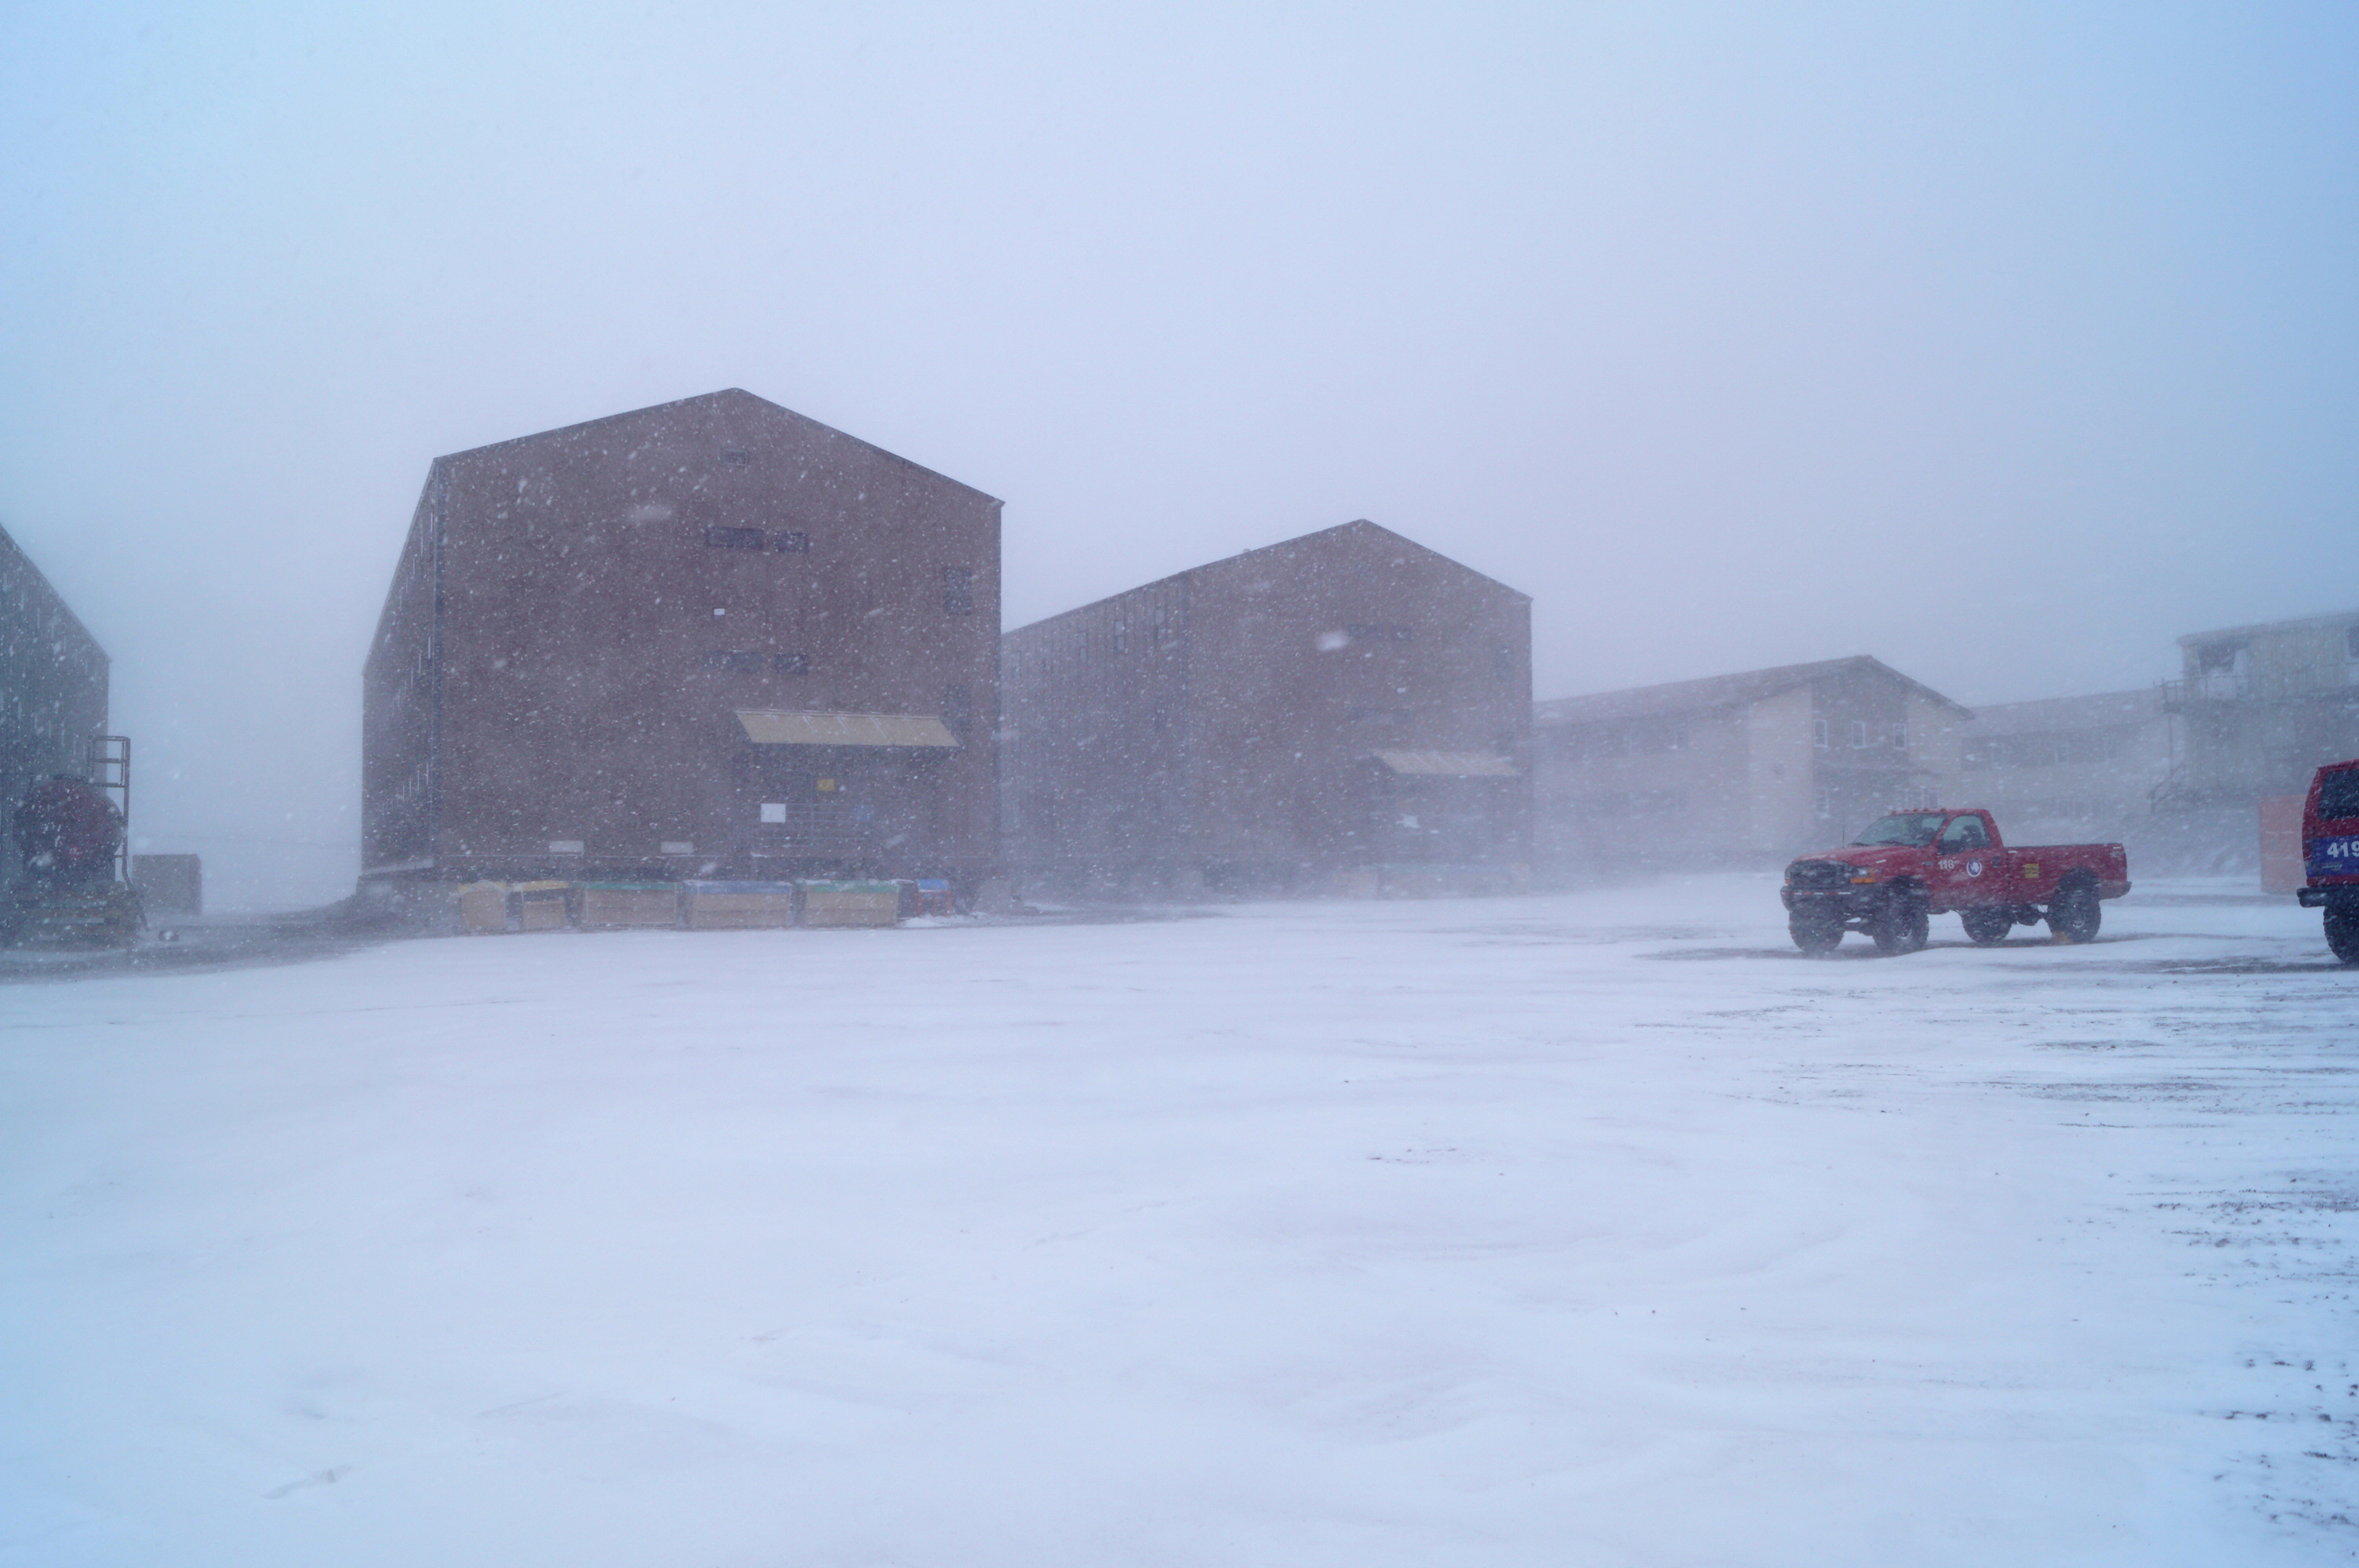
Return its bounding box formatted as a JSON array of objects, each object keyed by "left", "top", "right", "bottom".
[
  {"left": 2178, "top": 608, "right": 2359, "bottom": 647},
  {"left": 435, "top": 387, "right": 1001, "bottom": 505},
  {"left": 1533, "top": 655, "right": 1970, "bottom": 728},
  {"left": 1007, "top": 517, "right": 1526, "bottom": 638},
  {"left": 1957, "top": 688, "right": 2161, "bottom": 736},
  {"left": 1200, "top": 519, "right": 1530, "bottom": 602}
]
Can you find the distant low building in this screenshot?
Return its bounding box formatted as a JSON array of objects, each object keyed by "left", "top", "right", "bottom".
[
  {"left": 1001, "top": 520, "right": 1532, "bottom": 896},
  {"left": 1, "top": 524, "right": 109, "bottom": 896},
  {"left": 1532, "top": 656, "right": 1968, "bottom": 878},
  {"left": 362, "top": 389, "right": 1001, "bottom": 895},
  {"left": 2161, "top": 609, "right": 2359, "bottom": 811},
  {"left": 1955, "top": 688, "right": 2178, "bottom": 846}
]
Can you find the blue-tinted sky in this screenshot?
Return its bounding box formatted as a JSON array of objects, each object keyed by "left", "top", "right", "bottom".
[{"left": 2, "top": 1, "right": 2353, "bottom": 906}]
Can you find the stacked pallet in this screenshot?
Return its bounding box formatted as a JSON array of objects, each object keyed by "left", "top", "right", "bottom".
[
  {"left": 799, "top": 881, "right": 902, "bottom": 927},
  {"left": 576, "top": 884, "right": 682, "bottom": 928},
  {"left": 682, "top": 881, "right": 801, "bottom": 930},
  {"left": 1, "top": 883, "right": 142, "bottom": 950},
  {"left": 456, "top": 880, "right": 575, "bottom": 934},
  {"left": 446, "top": 880, "right": 911, "bottom": 934}
]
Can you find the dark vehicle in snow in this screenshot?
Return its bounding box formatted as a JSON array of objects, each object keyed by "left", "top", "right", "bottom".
[
  {"left": 1781, "top": 808, "right": 2130, "bottom": 955},
  {"left": 11, "top": 774, "right": 121, "bottom": 887},
  {"left": 2294, "top": 759, "right": 2359, "bottom": 964}
]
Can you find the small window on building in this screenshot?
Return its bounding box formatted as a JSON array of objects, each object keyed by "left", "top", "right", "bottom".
[
  {"left": 758, "top": 802, "right": 787, "bottom": 824},
  {"left": 773, "top": 652, "right": 809, "bottom": 674},
  {"left": 720, "top": 449, "right": 754, "bottom": 466},
  {"left": 943, "top": 567, "right": 975, "bottom": 615},
  {"left": 660, "top": 840, "right": 694, "bottom": 855},
  {"left": 772, "top": 530, "right": 809, "bottom": 554},
  {"left": 943, "top": 683, "right": 975, "bottom": 736},
  {"left": 1850, "top": 720, "right": 1870, "bottom": 749},
  {"left": 702, "top": 650, "right": 762, "bottom": 673},
  {"left": 1892, "top": 722, "right": 1909, "bottom": 754},
  {"left": 1814, "top": 786, "right": 1833, "bottom": 818},
  {"left": 1813, "top": 718, "right": 1829, "bottom": 750},
  {"left": 705, "top": 525, "right": 765, "bottom": 550}
]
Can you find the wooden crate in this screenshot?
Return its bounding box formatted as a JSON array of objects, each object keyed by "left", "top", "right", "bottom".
[
  {"left": 512, "top": 881, "right": 573, "bottom": 931},
  {"left": 578, "top": 883, "right": 680, "bottom": 929},
  {"left": 458, "top": 881, "right": 511, "bottom": 933},
  {"left": 458, "top": 880, "right": 576, "bottom": 932},
  {"left": 799, "top": 880, "right": 901, "bottom": 928},
  {"left": 682, "top": 880, "right": 800, "bottom": 930}
]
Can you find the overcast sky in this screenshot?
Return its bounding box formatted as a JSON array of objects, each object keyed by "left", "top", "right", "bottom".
[{"left": 2, "top": 1, "right": 2353, "bottom": 906}]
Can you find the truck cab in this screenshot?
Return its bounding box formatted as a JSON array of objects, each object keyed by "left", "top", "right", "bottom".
[{"left": 2294, "top": 759, "right": 2359, "bottom": 964}]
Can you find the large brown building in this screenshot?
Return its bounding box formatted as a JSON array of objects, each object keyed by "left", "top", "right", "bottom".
[
  {"left": 1001, "top": 520, "right": 1532, "bottom": 895},
  {"left": 2, "top": 524, "right": 110, "bottom": 895},
  {"left": 1532, "top": 656, "right": 1970, "bottom": 878},
  {"left": 362, "top": 390, "right": 1001, "bottom": 894}
]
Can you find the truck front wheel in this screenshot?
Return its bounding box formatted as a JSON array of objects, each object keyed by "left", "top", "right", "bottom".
[
  {"left": 2048, "top": 880, "right": 2102, "bottom": 944},
  {"left": 2326, "top": 906, "right": 2359, "bottom": 964},
  {"left": 1790, "top": 914, "right": 1843, "bottom": 953},
  {"left": 1961, "top": 909, "right": 2012, "bottom": 946}
]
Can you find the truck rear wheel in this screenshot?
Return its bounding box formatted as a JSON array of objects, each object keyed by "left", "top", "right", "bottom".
[
  {"left": 2326, "top": 906, "right": 2359, "bottom": 964},
  {"left": 1961, "top": 909, "right": 2012, "bottom": 946},
  {"left": 1790, "top": 914, "right": 1843, "bottom": 953},
  {"left": 2048, "top": 880, "right": 2102, "bottom": 944}
]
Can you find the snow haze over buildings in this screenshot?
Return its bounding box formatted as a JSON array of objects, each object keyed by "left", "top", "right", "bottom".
[{"left": 2, "top": 2, "right": 2354, "bottom": 906}]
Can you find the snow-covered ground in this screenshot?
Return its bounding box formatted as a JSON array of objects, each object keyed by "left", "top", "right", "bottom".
[{"left": 3, "top": 877, "right": 2354, "bottom": 1566}]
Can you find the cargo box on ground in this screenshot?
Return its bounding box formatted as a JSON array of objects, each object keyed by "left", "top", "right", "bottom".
[
  {"left": 458, "top": 880, "right": 576, "bottom": 933},
  {"left": 897, "top": 878, "right": 954, "bottom": 917},
  {"left": 801, "top": 880, "right": 901, "bottom": 927},
  {"left": 514, "top": 881, "right": 573, "bottom": 931},
  {"left": 457, "top": 881, "right": 507, "bottom": 933},
  {"left": 578, "top": 882, "right": 682, "bottom": 929},
  {"left": 682, "top": 880, "right": 800, "bottom": 930}
]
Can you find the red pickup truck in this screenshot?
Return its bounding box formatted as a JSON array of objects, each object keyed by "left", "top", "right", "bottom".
[
  {"left": 2294, "top": 759, "right": 2359, "bottom": 964},
  {"left": 1781, "top": 808, "right": 2131, "bottom": 955}
]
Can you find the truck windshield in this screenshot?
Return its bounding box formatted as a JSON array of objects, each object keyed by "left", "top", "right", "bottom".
[
  {"left": 2322, "top": 768, "right": 2359, "bottom": 822},
  {"left": 1852, "top": 813, "right": 1947, "bottom": 848}
]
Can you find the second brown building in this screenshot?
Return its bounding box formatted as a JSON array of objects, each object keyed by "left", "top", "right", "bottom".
[{"left": 1001, "top": 520, "right": 1532, "bottom": 895}]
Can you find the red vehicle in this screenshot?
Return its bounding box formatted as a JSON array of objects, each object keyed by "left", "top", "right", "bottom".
[
  {"left": 1781, "top": 808, "right": 2131, "bottom": 955},
  {"left": 2294, "top": 759, "right": 2359, "bottom": 964}
]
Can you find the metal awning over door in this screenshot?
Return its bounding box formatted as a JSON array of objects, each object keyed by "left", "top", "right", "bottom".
[
  {"left": 1372, "top": 750, "right": 1518, "bottom": 776},
  {"left": 735, "top": 710, "right": 961, "bottom": 748}
]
